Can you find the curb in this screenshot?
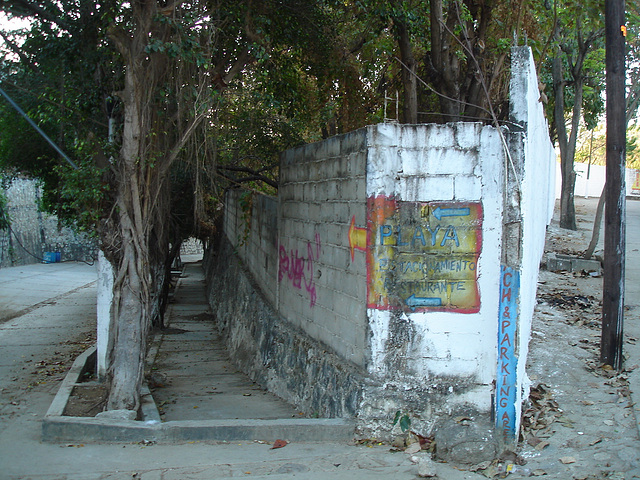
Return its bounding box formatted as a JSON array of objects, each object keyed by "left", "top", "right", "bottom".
[{"left": 42, "top": 345, "right": 355, "bottom": 444}]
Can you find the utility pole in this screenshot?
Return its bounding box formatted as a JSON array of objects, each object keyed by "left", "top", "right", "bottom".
[{"left": 601, "top": 0, "right": 626, "bottom": 370}]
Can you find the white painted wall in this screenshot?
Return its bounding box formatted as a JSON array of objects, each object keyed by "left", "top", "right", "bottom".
[
  {"left": 218, "top": 47, "right": 555, "bottom": 441},
  {"left": 510, "top": 47, "right": 557, "bottom": 432},
  {"left": 555, "top": 162, "right": 640, "bottom": 199},
  {"left": 365, "top": 123, "right": 504, "bottom": 417}
]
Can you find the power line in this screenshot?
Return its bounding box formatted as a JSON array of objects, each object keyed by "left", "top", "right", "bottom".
[{"left": 0, "top": 86, "right": 78, "bottom": 170}]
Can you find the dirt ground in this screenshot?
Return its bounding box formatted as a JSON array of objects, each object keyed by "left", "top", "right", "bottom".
[
  {"left": 63, "top": 384, "right": 107, "bottom": 417},
  {"left": 505, "top": 199, "right": 640, "bottom": 479}
]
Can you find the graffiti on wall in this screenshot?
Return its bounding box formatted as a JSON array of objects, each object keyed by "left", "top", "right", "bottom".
[
  {"left": 496, "top": 265, "right": 519, "bottom": 441},
  {"left": 278, "top": 232, "right": 321, "bottom": 307},
  {"left": 365, "top": 196, "right": 482, "bottom": 313}
]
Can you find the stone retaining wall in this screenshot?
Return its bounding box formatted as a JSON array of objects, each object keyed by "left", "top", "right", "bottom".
[{"left": 0, "top": 178, "right": 96, "bottom": 268}]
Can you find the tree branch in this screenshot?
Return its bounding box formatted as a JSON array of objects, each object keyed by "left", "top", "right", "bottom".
[
  {"left": 6, "top": 0, "right": 73, "bottom": 31},
  {"left": 0, "top": 31, "right": 34, "bottom": 68},
  {"left": 159, "top": 109, "right": 209, "bottom": 178},
  {"left": 217, "top": 169, "right": 279, "bottom": 190},
  {"left": 218, "top": 163, "right": 277, "bottom": 175},
  {"left": 222, "top": 47, "right": 253, "bottom": 86}
]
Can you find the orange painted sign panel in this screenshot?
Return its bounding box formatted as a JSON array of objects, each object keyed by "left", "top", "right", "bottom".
[
  {"left": 632, "top": 171, "right": 640, "bottom": 194},
  {"left": 366, "top": 196, "right": 482, "bottom": 313}
]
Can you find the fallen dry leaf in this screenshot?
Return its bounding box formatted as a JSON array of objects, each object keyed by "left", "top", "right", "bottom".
[
  {"left": 527, "top": 436, "right": 543, "bottom": 447},
  {"left": 535, "top": 440, "right": 550, "bottom": 451},
  {"left": 271, "top": 439, "right": 288, "bottom": 449},
  {"left": 454, "top": 415, "right": 473, "bottom": 424},
  {"left": 559, "top": 456, "right": 576, "bottom": 464},
  {"left": 469, "top": 460, "right": 492, "bottom": 472}
]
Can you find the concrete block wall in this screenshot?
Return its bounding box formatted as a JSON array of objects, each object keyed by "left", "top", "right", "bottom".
[
  {"left": 204, "top": 234, "right": 364, "bottom": 418},
  {"left": 224, "top": 190, "right": 279, "bottom": 307},
  {"left": 0, "top": 178, "right": 96, "bottom": 268},
  {"left": 278, "top": 130, "right": 368, "bottom": 368},
  {"left": 508, "top": 47, "right": 557, "bottom": 437}
]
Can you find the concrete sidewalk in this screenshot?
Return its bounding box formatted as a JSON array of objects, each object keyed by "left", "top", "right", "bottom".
[
  {"left": 41, "top": 259, "right": 355, "bottom": 444},
  {"left": 150, "top": 263, "right": 303, "bottom": 422},
  {"left": 0, "top": 260, "right": 97, "bottom": 322},
  {"left": 623, "top": 198, "right": 640, "bottom": 433}
]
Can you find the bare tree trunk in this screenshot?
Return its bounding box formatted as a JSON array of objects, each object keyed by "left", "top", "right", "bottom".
[
  {"left": 429, "top": 0, "right": 460, "bottom": 121},
  {"left": 151, "top": 238, "right": 182, "bottom": 328},
  {"left": 553, "top": 52, "right": 577, "bottom": 230},
  {"left": 103, "top": 0, "right": 252, "bottom": 411},
  {"left": 583, "top": 183, "right": 606, "bottom": 260},
  {"left": 107, "top": 219, "right": 150, "bottom": 411},
  {"left": 552, "top": 23, "right": 604, "bottom": 231}
]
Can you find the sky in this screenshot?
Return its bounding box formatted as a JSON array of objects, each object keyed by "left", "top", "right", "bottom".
[
  {"left": 0, "top": 11, "right": 32, "bottom": 36},
  {"left": 0, "top": 12, "right": 32, "bottom": 60}
]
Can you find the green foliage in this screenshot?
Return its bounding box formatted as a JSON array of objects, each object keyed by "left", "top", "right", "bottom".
[
  {"left": 46, "top": 160, "right": 108, "bottom": 234},
  {"left": 581, "top": 47, "right": 605, "bottom": 130},
  {"left": 0, "top": 80, "right": 108, "bottom": 232},
  {"left": 538, "top": 0, "right": 606, "bottom": 140},
  {"left": 573, "top": 125, "right": 640, "bottom": 170},
  {"left": 0, "top": 0, "right": 113, "bottom": 234},
  {"left": 2, "top": 0, "right": 638, "bottom": 242},
  {"left": 0, "top": 188, "right": 10, "bottom": 230},
  {"left": 393, "top": 410, "right": 412, "bottom": 433}
]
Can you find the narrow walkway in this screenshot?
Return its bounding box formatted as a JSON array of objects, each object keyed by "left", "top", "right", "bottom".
[{"left": 149, "top": 262, "right": 301, "bottom": 421}]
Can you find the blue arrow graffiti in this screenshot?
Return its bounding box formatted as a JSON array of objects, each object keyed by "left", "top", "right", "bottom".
[
  {"left": 406, "top": 294, "right": 442, "bottom": 310},
  {"left": 433, "top": 206, "right": 470, "bottom": 221}
]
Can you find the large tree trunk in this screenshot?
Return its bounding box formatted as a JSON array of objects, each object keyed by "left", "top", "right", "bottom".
[
  {"left": 552, "top": 23, "right": 603, "bottom": 231},
  {"left": 394, "top": 18, "right": 418, "bottom": 124},
  {"left": 429, "top": 0, "right": 460, "bottom": 121},
  {"left": 106, "top": 61, "right": 153, "bottom": 411},
  {"left": 107, "top": 212, "right": 150, "bottom": 411},
  {"left": 103, "top": 0, "right": 252, "bottom": 412}
]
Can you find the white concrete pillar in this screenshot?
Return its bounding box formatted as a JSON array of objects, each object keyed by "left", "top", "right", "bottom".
[{"left": 96, "top": 250, "right": 114, "bottom": 381}]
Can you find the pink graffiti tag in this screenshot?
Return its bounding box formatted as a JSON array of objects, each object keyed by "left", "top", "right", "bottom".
[{"left": 278, "top": 233, "right": 321, "bottom": 307}]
